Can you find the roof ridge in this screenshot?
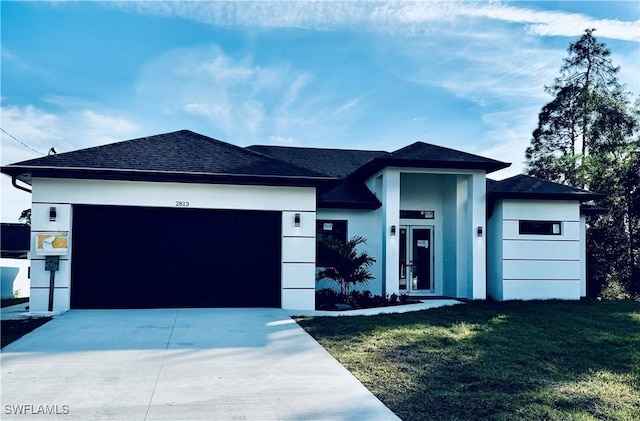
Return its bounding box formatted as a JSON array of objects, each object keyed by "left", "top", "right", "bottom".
[
  {"left": 391, "top": 140, "right": 501, "bottom": 159},
  {"left": 249, "top": 144, "right": 389, "bottom": 154},
  {"left": 10, "top": 129, "right": 195, "bottom": 164}
]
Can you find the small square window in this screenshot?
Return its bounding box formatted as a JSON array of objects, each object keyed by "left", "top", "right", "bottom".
[{"left": 519, "top": 220, "right": 562, "bottom": 235}]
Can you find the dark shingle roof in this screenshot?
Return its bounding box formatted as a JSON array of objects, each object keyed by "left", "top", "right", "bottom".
[
  {"left": 350, "top": 141, "right": 510, "bottom": 178},
  {"left": 247, "top": 145, "right": 387, "bottom": 179},
  {"left": 391, "top": 141, "right": 505, "bottom": 165},
  {"left": 318, "top": 181, "right": 382, "bottom": 210},
  {"left": 2, "top": 130, "right": 332, "bottom": 186},
  {"left": 250, "top": 141, "right": 510, "bottom": 180},
  {"left": 487, "top": 174, "right": 601, "bottom": 201}
]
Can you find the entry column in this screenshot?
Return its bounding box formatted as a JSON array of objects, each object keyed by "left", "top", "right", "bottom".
[{"left": 381, "top": 169, "right": 400, "bottom": 295}]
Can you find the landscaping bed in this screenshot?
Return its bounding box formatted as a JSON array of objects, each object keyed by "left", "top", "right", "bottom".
[
  {"left": 297, "top": 299, "right": 640, "bottom": 421},
  {"left": 315, "top": 288, "right": 421, "bottom": 311}
]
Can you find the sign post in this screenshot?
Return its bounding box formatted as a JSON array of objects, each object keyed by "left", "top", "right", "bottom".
[{"left": 45, "top": 256, "right": 60, "bottom": 312}]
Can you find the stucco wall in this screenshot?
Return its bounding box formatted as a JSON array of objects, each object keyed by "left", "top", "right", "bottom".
[
  {"left": 28, "top": 178, "right": 317, "bottom": 312},
  {"left": 0, "top": 258, "right": 30, "bottom": 298},
  {"left": 487, "top": 199, "right": 583, "bottom": 301}
]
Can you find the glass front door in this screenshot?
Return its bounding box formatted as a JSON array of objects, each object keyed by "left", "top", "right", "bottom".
[{"left": 399, "top": 226, "right": 434, "bottom": 293}]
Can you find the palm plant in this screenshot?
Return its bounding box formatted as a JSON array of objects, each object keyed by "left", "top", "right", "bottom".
[{"left": 316, "top": 235, "right": 376, "bottom": 296}]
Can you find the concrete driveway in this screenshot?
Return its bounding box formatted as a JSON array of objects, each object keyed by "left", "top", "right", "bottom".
[{"left": 1, "top": 308, "right": 399, "bottom": 420}]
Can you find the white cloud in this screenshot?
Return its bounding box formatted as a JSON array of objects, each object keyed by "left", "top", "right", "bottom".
[
  {"left": 1, "top": 105, "right": 61, "bottom": 162},
  {"left": 1, "top": 103, "right": 141, "bottom": 222},
  {"left": 112, "top": 1, "right": 640, "bottom": 42},
  {"left": 135, "top": 44, "right": 364, "bottom": 145},
  {"left": 79, "top": 110, "right": 140, "bottom": 146},
  {"left": 480, "top": 105, "right": 544, "bottom": 180}
]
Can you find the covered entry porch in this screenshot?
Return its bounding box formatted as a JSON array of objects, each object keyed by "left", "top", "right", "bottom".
[{"left": 371, "top": 168, "right": 487, "bottom": 300}]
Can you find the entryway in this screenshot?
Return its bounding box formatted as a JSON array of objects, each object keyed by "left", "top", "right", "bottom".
[{"left": 399, "top": 226, "right": 435, "bottom": 293}]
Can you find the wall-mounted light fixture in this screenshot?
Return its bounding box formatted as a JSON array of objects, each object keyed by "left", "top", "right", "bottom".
[
  {"left": 294, "top": 213, "right": 301, "bottom": 227},
  {"left": 477, "top": 226, "right": 483, "bottom": 237},
  {"left": 49, "top": 207, "right": 57, "bottom": 222},
  {"left": 390, "top": 225, "right": 397, "bottom": 236}
]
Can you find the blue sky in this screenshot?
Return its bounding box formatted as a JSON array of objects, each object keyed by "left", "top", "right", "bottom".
[{"left": 1, "top": 1, "right": 639, "bottom": 222}]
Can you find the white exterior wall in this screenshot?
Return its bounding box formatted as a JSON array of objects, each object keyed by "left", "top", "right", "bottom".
[
  {"left": 469, "top": 172, "right": 487, "bottom": 299},
  {"left": 487, "top": 199, "right": 582, "bottom": 301},
  {"left": 0, "top": 258, "right": 30, "bottom": 298},
  {"left": 315, "top": 209, "right": 383, "bottom": 294},
  {"left": 381, "top": 169, "right": 401, "bottom": 296},
  {"left": 580, "top": 214, "right": 587, "bottom": 297},
  {"left": 29, "top": 178, "right": 317, "bottom": 312}
]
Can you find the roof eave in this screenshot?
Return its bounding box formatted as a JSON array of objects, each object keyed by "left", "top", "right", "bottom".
[
  {"left": 317, "top": 200, "right": 382, "bottom": 210},
  {"left": 1, "top": 166, "right": 338, "bottom": 189},
  {"left": 488, "top": 191, "right": 602, "bottom": 202}
]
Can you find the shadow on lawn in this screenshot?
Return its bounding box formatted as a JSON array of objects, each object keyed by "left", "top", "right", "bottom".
[{"left": 299, "top": 300, "right": 640, "bottom": 420}]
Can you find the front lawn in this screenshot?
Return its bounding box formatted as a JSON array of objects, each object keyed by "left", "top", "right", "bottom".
[{"left": 297, "top": 300, "right": 640, "bottom": 421}]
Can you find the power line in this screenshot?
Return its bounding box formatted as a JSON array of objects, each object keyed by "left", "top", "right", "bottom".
[{"left": 0, "top": 127, "right": 45, "bottom": 156}]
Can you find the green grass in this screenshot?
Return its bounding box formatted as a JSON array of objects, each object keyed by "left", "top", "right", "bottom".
[{"left": 297, "top": 300, "right": 640, "bottom": 421}]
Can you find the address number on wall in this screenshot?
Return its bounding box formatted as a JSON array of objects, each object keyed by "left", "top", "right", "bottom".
[{"left": 175, "top": 201, "right": 190, "bottom": 207}]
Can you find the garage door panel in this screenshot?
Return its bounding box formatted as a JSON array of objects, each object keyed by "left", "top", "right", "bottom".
[{"left": 71, "top": 205, "right": 281, "bottom": 309}]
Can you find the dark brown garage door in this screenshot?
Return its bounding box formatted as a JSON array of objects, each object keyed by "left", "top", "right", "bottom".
[{"left": 71, "top": 205, "right": 281, "bottom": 308}]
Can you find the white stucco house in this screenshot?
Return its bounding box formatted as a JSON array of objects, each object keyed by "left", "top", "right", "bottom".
[{"left": 1, "top": 130, "right": 601, "bottom": 312}]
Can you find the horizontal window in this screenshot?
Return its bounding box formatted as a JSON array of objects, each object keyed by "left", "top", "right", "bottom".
[
  {"left": 400, "top": 210, "right": 435, "bottom": 219},
  {"left": 519, "top": 220, "right": 562, "bottom": 236}
]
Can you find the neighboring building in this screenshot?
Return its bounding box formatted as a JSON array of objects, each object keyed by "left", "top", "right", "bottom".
[
  {"left": 0, "top": 223, "right": 31, "bottom": 299},
  {"left": 0, "top": 130, "right": 600, "bottom": 312}
]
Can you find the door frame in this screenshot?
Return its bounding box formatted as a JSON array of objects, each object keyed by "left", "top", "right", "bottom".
[{"left": 399, "top": 225, "right": 435, "bottom": 294}]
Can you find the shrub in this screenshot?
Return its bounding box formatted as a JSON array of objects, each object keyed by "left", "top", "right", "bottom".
[
  {"left": 316, "top": 288, "right": 340, "bottom": 307},
  {"left": 316, "top": 236, "right": 376, "bottom": 296}
]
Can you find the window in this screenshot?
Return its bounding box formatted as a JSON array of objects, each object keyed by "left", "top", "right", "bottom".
[
  {"left": 316, "top": 220, "right": 347, "bottom": 266},
  {"left": 519, "top": 220, "right": 562, "bottom": 235},
  {"left": 400, "top": 210, "right": 435, "bottom": 219}
]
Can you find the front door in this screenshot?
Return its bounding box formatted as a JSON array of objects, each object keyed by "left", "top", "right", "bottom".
[{"left": 399, "top": 226, "right": 434, "bottom": 293}]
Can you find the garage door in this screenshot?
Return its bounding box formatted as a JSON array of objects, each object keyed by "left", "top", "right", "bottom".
[{"left": 70, "top": 205, "right": 282, "bottom": 308}]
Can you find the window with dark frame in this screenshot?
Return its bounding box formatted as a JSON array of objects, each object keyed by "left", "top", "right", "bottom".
[
  {"left": 519, "top": 220, "right": 562, "bottom": 235},
  {"left": 316, "top": 220, "right": 347, "bottom": 267}
]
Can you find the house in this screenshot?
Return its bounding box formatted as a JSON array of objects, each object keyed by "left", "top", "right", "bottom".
[
  {"left": 0, "top": 223, "right": 31, "bottom": 299},
  {"left": 0, "top": 130, "right": 600, "bottom": 312}
]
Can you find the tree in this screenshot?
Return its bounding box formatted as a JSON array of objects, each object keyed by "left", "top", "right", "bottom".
[
  {"left": 19, "top": 209, "right": 31, "bottom": 225},
  {"left": 316, "top": 235, "right": 376, "bottom": 296},
  {"left": 525, "top": 29, "right": 640, "bottom": 297}
]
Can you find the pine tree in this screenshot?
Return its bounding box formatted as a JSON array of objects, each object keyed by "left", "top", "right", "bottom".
[{"left": 525, "top": 29, "right": 639, "bottom": 297}]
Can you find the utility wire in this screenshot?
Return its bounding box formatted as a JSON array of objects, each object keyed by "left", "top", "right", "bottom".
[{"left": 0, "top": 127, "right": 45, "bottom": 156}]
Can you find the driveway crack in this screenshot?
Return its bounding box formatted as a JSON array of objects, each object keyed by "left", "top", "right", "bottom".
[{"left": 144, "top": 309, "right": 179, "bottom": 420}]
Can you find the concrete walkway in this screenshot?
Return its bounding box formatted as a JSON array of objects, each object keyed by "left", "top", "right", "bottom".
[
  {"left": 1, "top": 308, "right": 399, "bottom": 420},
  {"left": 287, "top": 299, "right": 462, "bottom": 317}
]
